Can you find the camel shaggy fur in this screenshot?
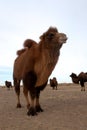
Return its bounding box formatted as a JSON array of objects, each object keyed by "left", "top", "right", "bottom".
[
  {"left": 13, "top": 27, "right": 67, "bottom": 116},
  {"left": 70, "top": 72, "right": 87, "bottom": 91},
  {"left": 50, "top": 77, "right": 58, "bottom": 90}
]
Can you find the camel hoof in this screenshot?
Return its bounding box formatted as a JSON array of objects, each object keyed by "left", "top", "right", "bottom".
[
  {"left": 27, "top": 107, "right": 37, "bottom": 116},
  {"left": 17, "top": 103, "right": 22, "bottom": 108},
  {"left": 36, "top": 105, "right": 43, "bottom": 112}
]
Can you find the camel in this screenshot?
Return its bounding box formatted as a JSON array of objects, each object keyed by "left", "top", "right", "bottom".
[
  {"left": 5, "top": 80, "right": 12, "bottom": 90},
  {"left": 70, "top": 73, "right": 79, "bottom": 84},
  {"left": 13, "top": 27, "right": 67, "bottom": 116},
  {"left": 50, "top": 77, "right": 58, "bottom": 90},
  {"left": 70, "top": 72, "right": 87, "bottom": 91}
]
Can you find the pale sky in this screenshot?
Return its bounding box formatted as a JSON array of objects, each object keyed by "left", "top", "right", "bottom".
[{"left": 0, "top": 0, "right": 87, "bottom": 85}]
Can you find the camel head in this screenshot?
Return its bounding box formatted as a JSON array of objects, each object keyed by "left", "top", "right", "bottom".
[
  {"left": 39, "top": 27, "right": 68, "bottom": 49},
  {"left": 70, "top": 73, "right": 78, "bottom": 78}
]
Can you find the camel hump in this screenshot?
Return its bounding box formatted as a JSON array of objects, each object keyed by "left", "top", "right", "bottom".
[
  {"left": 23, "top": 39, "right": 37, "bottom": 48},
  {"left": 17, "top": 48, "right": 27, "bottom": 56},
  {"left": 17, "top": 39, "right": 37, "bottom": 56}
]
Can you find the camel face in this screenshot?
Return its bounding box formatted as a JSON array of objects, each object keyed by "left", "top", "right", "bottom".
[{"left": 40, "top": 27, "right": 67, "bottom": 49}]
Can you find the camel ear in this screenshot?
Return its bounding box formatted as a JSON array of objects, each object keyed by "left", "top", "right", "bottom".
[{"left": 39, "top": 33, "right": 45, "bottom": 40}]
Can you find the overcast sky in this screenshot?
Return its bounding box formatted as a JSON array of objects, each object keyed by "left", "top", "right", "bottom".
[{"left": 0, "top": 0, "right": 87, "bottom": 85}]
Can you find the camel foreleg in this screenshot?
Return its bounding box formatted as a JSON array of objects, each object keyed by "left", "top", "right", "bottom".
[{"left": 14, "top": 78, "right": 21, "bottom": 108}]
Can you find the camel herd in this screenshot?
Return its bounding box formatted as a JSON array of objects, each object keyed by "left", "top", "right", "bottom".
[
  {"left": 3, "top": 26, "right": 87, "bottom": 116},
  {"left": 5, "top": 72, "right": 87, "bottom": 92}
]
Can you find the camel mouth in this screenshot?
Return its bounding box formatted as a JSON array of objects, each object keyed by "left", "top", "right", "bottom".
[
  {"left": 58, "top": 33, "right": 68, "bottom": 44},
  {"left": 59, "top": 36, "right": 68, "bottom": 44}
]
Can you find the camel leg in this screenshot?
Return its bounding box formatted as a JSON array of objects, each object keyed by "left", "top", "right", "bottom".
[
  {"left": 23, "top": 87, "right": 30, "bottom": 109},
  {"left": 80, "top": 80, "right": 85, "bottom": 91},
  {"left": 35, "top": 82, "right": 47, "bottom": 112},
  {"left": 23, "top": 71, "right": 37, "bottom": 116},
  {"left": 81, "top": 86, "right": 85, "bottom": 91},
  {"left": 35, "top": 89, "right": 43, "bottom": 112},
  {"left": 27, "top": 90, "right": 37, "bottom": 116},
  {"left": 13, "top": 78, "right": 21, "bottom": 108},
  {"left": 56, "top": 85, "right": 57, "bottom": 90},
  {"left": 83, "top": 87, "right": 85, "bottom": 91},
  {"left": 81, "top": 87, "right": 85, "bottom": 91},
  {"left": 53, "top": 86, "right": 54, "bottom": 90}
]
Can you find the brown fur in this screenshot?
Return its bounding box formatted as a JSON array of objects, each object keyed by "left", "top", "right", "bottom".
[
  {"left": 70, "top": 72, "right": 87, "bottom": 91},
  {"left": 50, "top": 77, "right": 58, "bottom": 90},
  {"left": 13, "top": 27, "right": 67, "bottom": 116}
]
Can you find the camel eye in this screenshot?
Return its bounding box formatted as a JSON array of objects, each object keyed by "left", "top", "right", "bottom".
[{"left": 47, "top": 33, "right": 54, "bottom": 39}]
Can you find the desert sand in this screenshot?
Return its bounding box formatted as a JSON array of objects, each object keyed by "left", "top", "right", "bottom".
[{"left": 0, "top": 83, "right": 87, "bottom": 130}]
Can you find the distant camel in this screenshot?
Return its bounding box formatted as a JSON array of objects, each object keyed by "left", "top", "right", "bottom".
[
  {"left": 13, "top": 27, "right": 67, "bottom": 116},
  {"left": 70, "top": 72, "right": 87, "bottom": 91},
  {"left": 70, "top": 73, "right": 79, "bottom": 84},
  {"left": 50, "top": 77, "right": 58, "bottom": 90},
  {"left": 5, "top": 81, "right": 12, "bottom": 90}
]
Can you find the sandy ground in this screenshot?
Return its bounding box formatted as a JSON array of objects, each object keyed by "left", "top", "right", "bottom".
[{"left": 0, "top": 83, "right": 87, "bottom": 130}]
